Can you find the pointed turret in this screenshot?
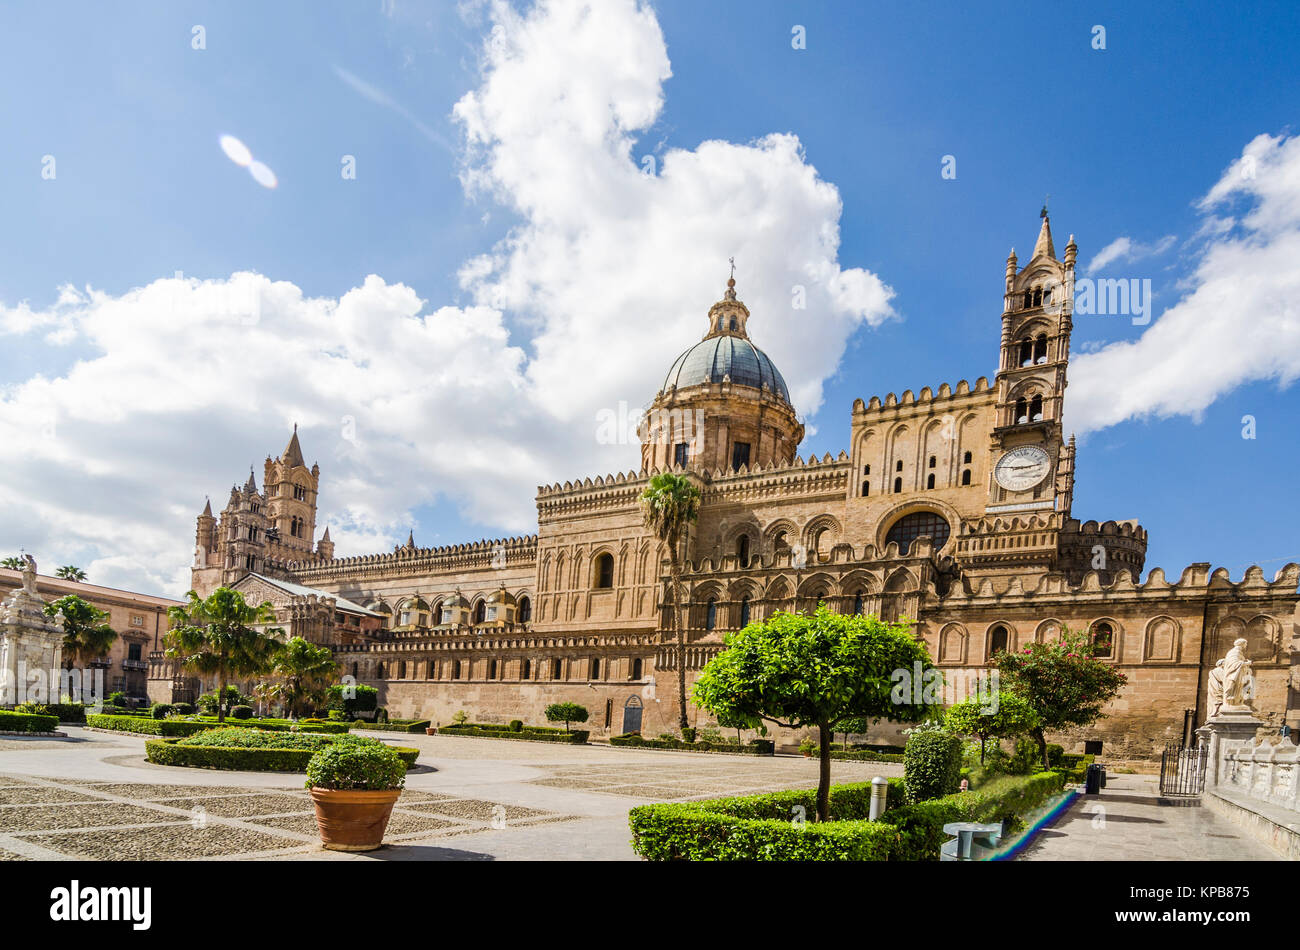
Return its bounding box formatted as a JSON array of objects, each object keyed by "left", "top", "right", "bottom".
[
  {"left": 316, "top": 526, "right": 335, "bottom": 560},
  {"left": 201, "top": 498, "right": 213, "bottom": 518},
  {"left": 244, "top": 469, "right": 258, "bottom": 493},
  {"left": 1032, "top": 215, "right": 1056, "bottom": 260},
  {"left": 282, "top": 424, "right": 306, "bottom": 468}
]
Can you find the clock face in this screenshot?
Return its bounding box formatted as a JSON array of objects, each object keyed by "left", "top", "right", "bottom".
[{"left": 994, "top": 445, "right": 1052, "bottom": 491}]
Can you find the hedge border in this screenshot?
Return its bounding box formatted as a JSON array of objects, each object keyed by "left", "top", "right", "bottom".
[
  {"left": 438, "top": 725, "right": 589, "bottom": 744},
  {"left": 808, "top": 746, "right": 904, "bottom": 763},
  {"left": 144, "top": 737, "right": 419, "bottom": 771},
  {"left": 629, "top": 771, "right": 1065, "bottom": 861},
  {"left": 85, "top": 714, "right": 349, "bottom": 737},
  {"left": 609, "top": 734, "right": 775, "bottom": 756},
  {"left": 357, "top": 720, "right": 431, "bottom": 734},
  {"left": 0, "top": 710, "right": 60, "bottom": 733}
]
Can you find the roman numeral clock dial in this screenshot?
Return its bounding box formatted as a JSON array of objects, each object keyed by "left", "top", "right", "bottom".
[{"left": 994, "top": 445, "right": 1051, "bottom": 492}]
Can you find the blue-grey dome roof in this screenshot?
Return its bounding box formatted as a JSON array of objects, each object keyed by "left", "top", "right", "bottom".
[{"left": 662, "top": 335, "right": 790, "bottom": 402}]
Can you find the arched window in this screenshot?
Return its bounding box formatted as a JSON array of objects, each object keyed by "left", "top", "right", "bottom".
[
  {"left": 473, "top": 600, "right": 486, "bottom": 625},
  {"left": 1033, "top": 334, "right": 1048, "bottom": 364},
  {"left": 1030, "top": 394, "right": 1044, "bottom": 421},
  {"left": 398, "top": 660, "right": 407, "bottom": 679},
  {"left": 595, "top": 553, "right": 614, "bottom": 589},
  {"left": 862, "top": 464, "right": 871, "bottom": 475},
  {"left": 737, "top": 534, "right": 750, "bottom": 568},
  {"left": 521, "top": 658, "right": 531, "bottom": 680},
  {"left": 1019, "top": 339, "right": 1033, "bottom": 367},
  {"left": 989, "top": 625, "right": 1009, "bottom": 657},
  {"left": 961, "top": 469, "right": 972, "bottom": 486},
  {"left": 1032, "top": 288, "right": 1042, "bottom": 307},
  {"left": 705, "top": 598, "right": 718, "bottom": 630},
  {"left": 893, "top": 477, "right": 903, "bottom": 493},
  {"left": 885, "top": 511, "right": 952, "bottom": 552},
  {"left": 853, "top": 591, "right": 864, "bottom": 615},
  {"left": 590, "top": 657, "right": 601, "bottom": 679},
  {"left": 452, "top": 659, "right": 461, "bottom": 679},
  {"left": 772, "top": 531, "right": 790, "bottom": 553},
  {"left": 631, "top": 657, "right": 643, "bottom": 680},
  {"left": 518, "top": 596, "right": 531, "bottom": 623},
  {"left": 1092, "top": 622, "right": 1115, "bottom": 658},
  {"left": 729, "top": 317, "right": 737, "bottom": 332},
  {"left": 489, "top": 659, "right": 498, "bottom": 679},
  {"left": 895, "top": 460, "right": 903, "bottom": 472},
  {"left": 926, "top": 473, "right": 935, "bottom": 489},
  {"left": 552, "top": 658, "right": 563, "bottom": 679},
  {"left": 963, "top": 451, "right": 972, "bottom": 464},
  {"left": 861, "top": 480, "right": 870, "bottom": 497},
  {"left": 1022, "top": 290, "right": 1032, "bottom": 309},
  {"left": 1015, "top": 397, "right": 1028, "bottom": 424},
  {"left": 376, "top": 662, "right": 386, "bottom": 679},
  {"left": 740, "top": 596, "right": 751, "bottom": 627}
]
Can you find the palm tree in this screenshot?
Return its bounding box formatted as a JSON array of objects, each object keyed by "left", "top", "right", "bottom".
[
  {"left": 44, "top": 594, "right": 117, "bottom": 668},
  {"left": 1, "top": 556, "right": 24, "bottom": 570},
  {"left": 55, "top": 565, "right": 87, "bottom": 582},
  {"left": 639, "top": 471, "right": 702, "bottom": 732},
  {"left": 165, "top": 587, "right": 282, "bottom": 722},
  {"left": 262, "top": 636, "right": 338, "bottom": 718}
]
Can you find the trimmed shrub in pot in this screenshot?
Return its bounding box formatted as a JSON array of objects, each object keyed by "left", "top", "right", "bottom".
[{"left": 305, "top": 742, "right": 406, "bottom": 851}]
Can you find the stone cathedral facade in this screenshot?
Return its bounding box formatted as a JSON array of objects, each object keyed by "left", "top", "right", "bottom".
[{"left": 160, "top": 216, "right": 1300, "bottom": 759}]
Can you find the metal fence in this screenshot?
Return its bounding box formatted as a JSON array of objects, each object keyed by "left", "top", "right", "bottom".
[{"left": 1159, "top": 743, "right": 1207, "bottom": 797}]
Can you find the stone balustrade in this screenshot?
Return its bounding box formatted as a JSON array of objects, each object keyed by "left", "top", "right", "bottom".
[{"left": 1218, "top": 735, "right": 1300, "bottom": 810}]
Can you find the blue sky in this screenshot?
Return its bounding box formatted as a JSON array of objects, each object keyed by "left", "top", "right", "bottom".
[{"left": 1, "top": 0, "right": 1298, "bottom": 594}]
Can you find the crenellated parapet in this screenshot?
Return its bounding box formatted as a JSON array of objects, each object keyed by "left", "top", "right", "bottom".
[
  {"left": 1056, "top": 517, "right": 1149, "bottom": 584},
  {"left": 288, "top": 535, "right": 538, "bottom": 583},
  {"left": 852, "top": 376, "right": 995, "bottom": 416}
]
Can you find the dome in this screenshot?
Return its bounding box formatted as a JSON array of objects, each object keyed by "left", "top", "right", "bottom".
[{"left": 662, "top": 335, "right": 791, "bottom": 403}]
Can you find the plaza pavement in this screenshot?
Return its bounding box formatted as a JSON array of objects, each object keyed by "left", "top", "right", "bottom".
[
  {"left": 0, "top": 727, "right": 898, "bottom": 861},
  {"left": 1015, "top": 773, "right": 1277, "bottom": 861}
]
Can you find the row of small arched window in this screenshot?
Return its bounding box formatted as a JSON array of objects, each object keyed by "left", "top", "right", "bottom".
[{"left": 861, "top": 452, "right": 974, "bottom": 497}]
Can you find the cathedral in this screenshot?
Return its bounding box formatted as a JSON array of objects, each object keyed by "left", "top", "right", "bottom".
[{"left": 159, "top": 216, "right": 1300, "bottom": 759}]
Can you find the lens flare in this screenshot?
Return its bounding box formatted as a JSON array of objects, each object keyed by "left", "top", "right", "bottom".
[
  {"left": 248, "top": 161, "right": 278, "bottom": 189},
  {"left": 219, "top": 134, "right": 253, "bottom": 167}
]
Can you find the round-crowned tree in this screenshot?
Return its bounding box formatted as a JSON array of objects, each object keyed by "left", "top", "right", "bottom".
[
  {"left": 943, "top": 689, "right": 1039, "bottom": 764},
  {"left": 544, "top": 702, "right": 589, "bottom": 733},
  {"left": 693, "top": 605, "right": 940, "bottom": 822}
]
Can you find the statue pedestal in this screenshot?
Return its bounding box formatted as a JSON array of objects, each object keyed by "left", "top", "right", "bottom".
[{"left": 1197, "top": 710, "right": 1266, "bottom": 788}]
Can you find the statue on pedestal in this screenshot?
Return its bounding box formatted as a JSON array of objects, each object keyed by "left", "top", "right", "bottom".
[
  {"left": 1207, "top": 659, "right": 1225, "bottom": 719},
  {"left": 1222, "top": 638, "right": 1255, "bottom": 712}
]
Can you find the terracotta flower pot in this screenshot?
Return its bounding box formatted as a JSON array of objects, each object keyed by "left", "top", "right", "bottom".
[
  {"left": 425, "top": 727, "right": 436, "bottom": 736},
  {"left": 309, "top": 788, "right": 401, "bottom": 851}
]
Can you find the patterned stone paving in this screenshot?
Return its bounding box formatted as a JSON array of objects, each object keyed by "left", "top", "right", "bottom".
[{"left": 0, "top": 775, "right": 580, "bottom": 859}]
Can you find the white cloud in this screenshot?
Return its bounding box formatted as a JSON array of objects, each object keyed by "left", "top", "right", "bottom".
[
  {"left": 1069, "top": 133, "right": 1300, "bottom": 434},
  {"left": 0, "top": 0, "right": 890, "bottom": 594},
  {"left": 1085, "top": 234, "right": 1176, "bottom": 274}
]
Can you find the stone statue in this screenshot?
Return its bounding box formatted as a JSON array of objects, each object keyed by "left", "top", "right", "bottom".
[
  {"left": 20, "top": 554, "right": 36, "bottom": 595},
  {"left": 1221, "top": 638, "right": 1255, "bottom": 711},
  {"left": 1207, "top": 659, "right": 1225, "bottom": 718}
]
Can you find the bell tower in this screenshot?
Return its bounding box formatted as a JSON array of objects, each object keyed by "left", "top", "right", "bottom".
[
  {"left": 987, "top": 212, "right": 1076, "bottom": 514},
  {"left": 263, "top": 425, "right": 319, "bottom": 559}
]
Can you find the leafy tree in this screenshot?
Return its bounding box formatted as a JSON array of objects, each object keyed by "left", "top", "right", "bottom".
[
  {"left": 1, "top": 555, "right": 25, "bottom": 570},
  {"left": 693, "top": 606, "right": 939, "bottom": 822},
  {"left": 544, "top": 702, "right": 589, "bottom": 733},
  {"left": 44, "top": 594, "right": 117, "bottom": 668},
  {"left": 714, "top": 708, "right": 757, "bottom": 745},
  {"left": 836, "top": 714, "right": 871, "bottom": 751},
  {"left": 165, "top": 588, "right": 282, "bottom": 723},
  {"left": 326, "top": 683, "right": 378, "bottom": 718},
  {"left": 943, "top": 689, "right": 1039, "bottom": 764},
  {"left": 261, "top": 637, "right": 338, "bottom": 718},
  {"left": 994, "top": 625, "right": 1127, "bottom": 768},
  {"left": 198, "top": 685, "right": 250, "bottom": 716},
  {"left": 55, "top": 565, "right": 87, "bottom": 582},
  {"left": 639, "top": 472, "right": 702, "bottom": 731}
]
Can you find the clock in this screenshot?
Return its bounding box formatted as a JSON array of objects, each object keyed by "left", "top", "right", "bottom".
[{"left": 994, "top": 445, "right": 1052, "bottom": 492}]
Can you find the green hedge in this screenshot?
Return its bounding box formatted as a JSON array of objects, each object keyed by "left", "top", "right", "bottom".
[
  {"left": 629, "top": 772, "right": 1066, "bottom": 861},
  {"left": 358, "top": 719, "right": 431, "bottom": 734},
  {"left": 609, "top": 734, "right": 775, "bottom": 756},
  {"left": 145, "top": 737, "right": 419, "bottom": 771},
  {"left": 85, "top": 714, "right": 350, "bottom": 737},
  {"left": 809, "top": 746, "right": 904, "bottom": 763},
  {"left": 438, "top": 725, "right": 589, "bottom": 744},
  {"left": 903, "top": 730, "right": 965, "bottom": 802},
  {"left": 448, "top": 721, "right": 569, "bottom": 735},
  {"left": 15, "top": 702, "right": 87, "bottom": 723},
  {"left": 0, "top": 709, "right": 60, "bottom": 733}
]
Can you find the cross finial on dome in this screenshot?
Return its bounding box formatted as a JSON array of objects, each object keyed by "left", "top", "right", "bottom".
[{"left": 724, "top": 257, "right": 737, "bottom": 301}]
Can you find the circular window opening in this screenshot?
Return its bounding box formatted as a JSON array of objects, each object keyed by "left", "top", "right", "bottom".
[{"left": 885, "top": 511, "right": 951, "bottom": 553}]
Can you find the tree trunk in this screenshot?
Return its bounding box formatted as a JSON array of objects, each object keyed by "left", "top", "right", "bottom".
[
  {"left": 670, "top": 547, "right": 689, "bottom": 733},
  {"left": 980, "top": 734, "right": 986, "bottom": 765},
  {"left": 1032, "top": 725, "right": 1048, "bottom": 769},
  {"left": 817, "top": 722, "right": 832, "bottom": 822},
  {"left": 217, "top": 672, "right": 227, "bottom": 723}
]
